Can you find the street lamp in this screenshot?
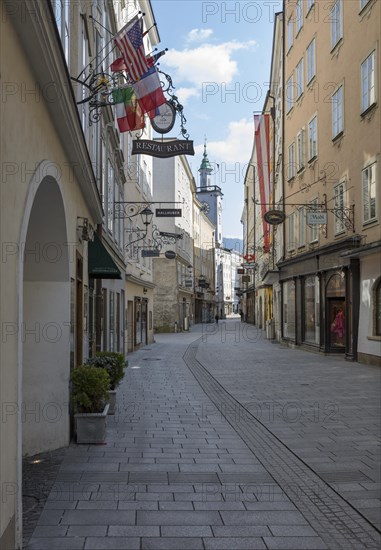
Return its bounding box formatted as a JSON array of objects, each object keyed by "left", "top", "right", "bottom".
[{"left": 140, "top": 207, "right": 154, "bottom": 227}]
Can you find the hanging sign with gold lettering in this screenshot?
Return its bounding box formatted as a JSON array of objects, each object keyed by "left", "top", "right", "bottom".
[{"left": 132, "top": 139, "right": 195, "bottom": 158}]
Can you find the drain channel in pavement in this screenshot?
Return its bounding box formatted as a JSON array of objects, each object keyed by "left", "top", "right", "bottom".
[{"left": 183, "top": 340, "right": 381, "bottom": 550}]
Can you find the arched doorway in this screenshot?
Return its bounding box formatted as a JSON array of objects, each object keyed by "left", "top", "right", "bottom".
[
  {"left": 22, "top": 176, "right": 70, "bottom": 456},
  {"left": 326, "top": 272, "right": 346, "bottom": 352}
]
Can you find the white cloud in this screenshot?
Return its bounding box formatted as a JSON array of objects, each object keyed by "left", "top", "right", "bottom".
[
  {"left": 187, "top": 28, "right": 213, "bottom": 43},
  {"left": 195, "top": 118, "right": 254, "bottom": 164},
  {"left": 175, "top": 87, "right": 199, "bottom": 105},
  {"left": 163, "top": 40, "right": 256, "bottom": 87}
]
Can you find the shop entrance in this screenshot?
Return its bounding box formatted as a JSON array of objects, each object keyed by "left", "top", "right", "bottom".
[{"left": 326, "top": 273, "right": 346, "bottom": 352}]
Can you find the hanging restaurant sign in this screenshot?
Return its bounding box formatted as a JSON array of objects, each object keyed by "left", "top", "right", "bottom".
[
  {"left": 156, "top": 208, "right": 182, "bottom": 217},
  {"left": 151, "top": 101, "right": 177, "bottom": 134},
  {"left": 132, "top": 139, "right": 195, "bottom": 158},
  {"left": 306, "top": 210, "right": 328, "bottom": 225},
  {"left": 264, "top": 209, "right": 286, "bottom": 225},
  {"left": 141, "top": 249, "right": 160, "bottom": 257}
]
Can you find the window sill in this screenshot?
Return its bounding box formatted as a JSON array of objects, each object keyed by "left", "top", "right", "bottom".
[
  {"left": 297, "top": 167, "right": 306, "bottom": 175},
  {"left": 367, "top": 335, "right": 381, "bottom": 341},
  {"left": 330, "top": 37, "right": 343, "bottom": 55},
  {"left": 308, "top": 155, "right": 318, "bottom": 165},
  {"left": 362, "top": 218, "right": 378, "bottom": 228},
  {"left": 288, "top": 175, "right": 295, "bottom": 183},
  {"left": 334, "top": 230, "right": 346, "bottom": 238},
  {"left": 332, "top": 131, "right": 344, "bottom": 143},
  {"left": 359, "top": 0, "right": 373, "bottom": 16},
  {"left": 307, "top": 75, "right": 316, "bottom": 88},
  {"left": 361, "top": 102, "right": 377, "bottom": 118},
  {"left": 306, "top": 3, "right": 315, "bottom": 17}
]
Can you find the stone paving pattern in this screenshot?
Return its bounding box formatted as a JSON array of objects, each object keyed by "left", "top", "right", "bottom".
[{"left": 24, "top": 321, "right": 380, "bottom": 549}]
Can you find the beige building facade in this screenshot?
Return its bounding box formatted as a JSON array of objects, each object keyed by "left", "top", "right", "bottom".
[{"left": 279, "top": 0, "right": 380, "bottom": 364}]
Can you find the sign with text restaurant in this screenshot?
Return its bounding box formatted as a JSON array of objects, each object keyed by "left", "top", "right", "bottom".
[{"left": 132, "top": 139, "right": 195, "bottom": 158}]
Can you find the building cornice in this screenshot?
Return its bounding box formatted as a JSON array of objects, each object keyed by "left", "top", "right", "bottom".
[
  {"left": 6, "top": 0, "right": 103, "bottom": 223},
  {"left": 277, "top": 235, "right": 363, "bottom": 268}
]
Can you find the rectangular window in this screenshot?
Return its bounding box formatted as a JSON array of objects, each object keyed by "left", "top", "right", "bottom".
[
  {"left": 362, "top": 162, "right": 377, "bottom": 223},
  {"left": 296, "top": 0, "right": 303, "bottom": 34},
  {"left": 297, "top": 128, "right": 305, "bottom": 171},
  {"left": 308, "top": 116, "right": 318, "bottom": 160},
  {"left": 286, "top": 75, "right": 294, "bottom": 113},
  {"left": 307, "top": 38, "right": 316, "bottom": 83},
  {"left": 288, "top": 142, "right": 296, "bottom": 180},
  {"left": 331, "top": 0, "right": 343, "bottom": 49},
  {"left": 107, "top": 162, "right": 114, "bottom": 234},
  {"left": 361, "top": 51, "right": 376, "bottom": 113},
  {"left": 309, "top": 198, "right": 319, "bottom": 242},
  {"left": 298, "top": 207, "right": 306, "bottom": 247},
  {"left": 287, "top": 17, "right": 293, "bottom": 51},
  {"left": 288, "top": 212, "right": 295, "bottom": 249},
  {"left": 296, "top": 58, "right": 304, "bottom": 98},
  {"left": 332, "top": 85, "right": 344, "bottom": 138},
  {"left": 334, "top": 181, "right": 345, "bottom": 234}
]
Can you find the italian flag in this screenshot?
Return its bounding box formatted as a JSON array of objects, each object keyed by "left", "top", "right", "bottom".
[{"left": 112, "top": 87, "right": 145, "bottom": 133}]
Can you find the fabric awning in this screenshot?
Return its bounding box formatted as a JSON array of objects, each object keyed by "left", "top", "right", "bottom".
[{"left": 88, "top": 234, "right": 122, "bottom": 279}]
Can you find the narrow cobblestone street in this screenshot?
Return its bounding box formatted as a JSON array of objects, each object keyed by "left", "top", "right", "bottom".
[{"left": 24, "top": 320, "right": 381, "bottom": 549}]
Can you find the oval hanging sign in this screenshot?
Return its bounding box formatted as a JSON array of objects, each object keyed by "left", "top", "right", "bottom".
[
  {"left": 165, "top": 250, "right": 176, "bottom": 259},
  {"left": 264, "top": 209, "right": 286, "bottom": 225}
]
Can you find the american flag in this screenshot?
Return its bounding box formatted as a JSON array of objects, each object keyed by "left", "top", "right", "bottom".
[{"left": 114, "top": 17, "right": 149, "bottom": 82}]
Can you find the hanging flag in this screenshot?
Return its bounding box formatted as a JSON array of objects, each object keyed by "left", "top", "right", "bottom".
[
  {"left": 111, "top": 49, "right": 167, "bottom": 74},
  {"left": 112, "top": 87, "right": 145, "bottom": 133},
  {"left": 254, "top": 113, "right": 271, "bottom": 253},
  {"left": 132, "top": 66, "right": 166, "bottom": 117},
  {"left": 110, "top": 57, "right": 127, "bottom": 73},
  {"left": 114, "top": 16, "right": 148, "bottom": 82}
]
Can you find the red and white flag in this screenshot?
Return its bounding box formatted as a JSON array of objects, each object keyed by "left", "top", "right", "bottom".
[
  {"left": 133, "top": 66, "right": 166, "bottom": 116},
  {"left": 114, "top": 16, "right": 148, "bottom": 82}
]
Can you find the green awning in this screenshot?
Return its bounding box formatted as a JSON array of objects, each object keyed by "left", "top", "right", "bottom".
[{"left": 88, "top": 234, "right": 122, "bottom": 279}]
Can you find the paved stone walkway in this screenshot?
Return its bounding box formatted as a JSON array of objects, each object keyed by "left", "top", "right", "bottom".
[{"left": 24, "top": 321, "right": 380, "bottom": 549}]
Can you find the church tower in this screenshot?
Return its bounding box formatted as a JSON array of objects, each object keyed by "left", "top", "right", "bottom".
[{"left": 196, "top": 140, "right": 223, "bottom": 246}]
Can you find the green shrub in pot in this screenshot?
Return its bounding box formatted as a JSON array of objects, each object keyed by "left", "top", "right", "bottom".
[
  {"left": 87, "top": 352, "right": 126, "bottom": 390},
  {"left": 71, "top": 364, "right": 110, "bottom": 413}
]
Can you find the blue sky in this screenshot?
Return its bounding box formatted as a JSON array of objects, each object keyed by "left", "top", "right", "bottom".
[{"left": 151, "top": 0, "right": 282, "bottom": 237}]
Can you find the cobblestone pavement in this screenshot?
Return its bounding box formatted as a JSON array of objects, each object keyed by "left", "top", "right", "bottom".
[{"left": 24, "top": 321, "right": 380, "bottom": 549}]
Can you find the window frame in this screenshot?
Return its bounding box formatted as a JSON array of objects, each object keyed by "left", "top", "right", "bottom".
[
  {"left": 331, "top": 0, "right": 343, "bottom": 50},
  {"left": 296, "top": 128, "right": 306, "bottom": 172},
  {"left": 296, "top": 58, "right": 304, "bottom": 99},
  {"left": 286, "top": 74, "right": 294, "bottom": 113},
  {"left": 295, "top": 0, "right": 303, "bottom": 35},
  {"left": 334, "top": 180, "right": 346, "bottom": 235},
  {"left": 288, "top": 211, "right": 295, "bottom": 250},
  {"left": 287, "top": 16, "right": 293, "bottom": 52},
  {"left": 361, "top": 49, "right": 377, "bottom": 114},
  {"left": 308, "top": 197, "right": 319, "bottom": 243},
  {"left": 307, "top": 37, "right": 316, "bottom": 84},
  {"left": 308, "top": 114, "right": 318, "bottom": 161},
  {"left": 298, "top": 206, "right": 306, "bottom": 248},
  {"left": 307, "top": 0, "right": 315, "bottom": 14},
  {"left": 362, "top": 160, "right": 377, "bottom": 224},
  {"left": 288, "top": 141, "right": 296, "bottom": 180},
  {"left": 332, "top": 84, "right": 344, "bottom": 139}
]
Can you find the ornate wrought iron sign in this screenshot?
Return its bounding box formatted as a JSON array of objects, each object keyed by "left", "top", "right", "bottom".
[{"left": 264, "top": 209, "right": 286, "bottom": 225}]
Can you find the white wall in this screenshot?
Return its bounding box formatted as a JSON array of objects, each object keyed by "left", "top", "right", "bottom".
[
  {"left": 23, "top": 282, "right": 71, "bottom": 455},
  {"left": 358, "top": 254, "right": 381, "bottom": 359}
]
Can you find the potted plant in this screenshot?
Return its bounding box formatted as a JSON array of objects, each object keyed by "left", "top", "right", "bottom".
[
  {"left": 71, "top": 364, "right": 110, "bottom": 444},
  {"left": 87, "top": 352, "right": 127, "bottom": 415}
]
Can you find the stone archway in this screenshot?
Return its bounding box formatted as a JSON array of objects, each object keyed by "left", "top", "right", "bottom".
[{"left": 21, "top": 175, "right": 70, "bottom": 456}]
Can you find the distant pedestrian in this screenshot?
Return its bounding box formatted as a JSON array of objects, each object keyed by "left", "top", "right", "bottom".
[
  {"left": 239, "top": 309, "right": 244, "bottom": 322},
  {"left": 215, "top": 314, "right": 219, "bottom": 324}
]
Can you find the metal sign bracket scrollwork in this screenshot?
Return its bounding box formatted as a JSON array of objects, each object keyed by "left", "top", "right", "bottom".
[
  {"left": 157, "top": 69, "right": 190, "bottom": 140},
  {"left": 151, "top": 224, "right": 183, "bottom": 251}
]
